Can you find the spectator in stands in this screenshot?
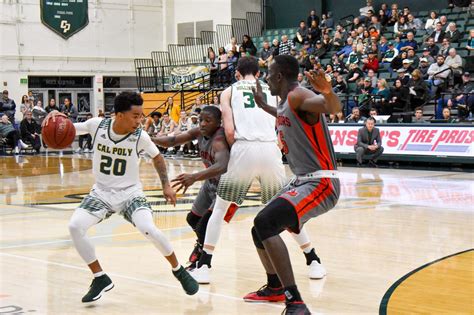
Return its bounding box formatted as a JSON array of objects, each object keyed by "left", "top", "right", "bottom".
[
  {"left": 387, "top": 8, "right": 399, "bottom": 26},
  {"left": 307, "top": 9, "right": 320, "bottom": 27},
  {"left": 394, "top": 16, "right": 410, "bottom": 38},
  {"left": 378, "top": 36, "right": 389, "bottom": 54},
  {"left": 0, "top": 115, "right": 27, "bottom": 154},
  {"left": 381, "top": 3, "right": 390, "bottom": 16},
  {"left": 227, "top": 50, "right": 238, "bottom": 75},
  {"left": 381, "top": 42, "right": 399, "bottom": 66},
  {"left": 76, "top": 113, "right": 93, "bottom": 153},
  {"left": 390, "top": 50, "right": 408, "bottom": 72},
  {"left": 0, "top": 90, "right": 16, "bottom": 122},
  {"left": 466, "top": 29, "right": 474, "bottom": 51},
  {"left": 307, "top": 20, "right": 321, "bottom": 45},
  {"left": 322, "top": 33, "right": 333, "bottom": 49},
  {"left": 359, "top": 0, "right": 374, "bottom": 23},
  {"left": 346, "top": 106, "right": 367, "bottom": 123},
  {"left": 297, "top": 72, "right": 309, "bottom": 88},
  {"left": 402, "top": 6, "right": 410, "bottom": 18},
  {"left": 378, "top": 9, "right": 389, "bottom": 27},
  {"left": 278, "top": 35, "right": 295, "bottom": 55},
  {"left": 61, "top": 98, "right": 78, "bottom": 122},
  {"left": 302, "top": 41, "right": 314, "bottom": 55},
  {"left": 428, "top": 55, "right": 450, "bottom": 96},
  {"left": 397, "top": 32, "right": 418, "bottom": 52},
  {"left": 191, "top": 96, "right": 203, "bottom": 113},
  {"left": 32, "top": 100, "right": 47, "bottom": 126},
  {"left": 421, "top": 47, "right": 435, "bottom": 64},
  {"left": 347, "top": 63, "right": 364, "bottom": 82},
  {"left": 406, "top": 48, "right": 419, "bottom": 68},
  {"left": 418, "top": 58, "right": 431, "bottom": 79},
  {"left": 373, "top": 79, "right": 391, "bottom": 114},
  {"left": 365, "top": 69, "right": 376, "bottom": 88},
  {"left": 313, "top": 40, "right": 327, "bottom": 58},
  {"left": 389, "top": 79, "right": 410, "bottom": 112},
  {"left": 362, "top": 50, "right": 379, "bottom": 73},
  {"left": 442, "top": 107, "right": 457, "bottom": 123},
  {"left": 45, "top": 98, "right": 59, "bottom": 114},
  {"left": 333, "top": 74, "right": 348, "bottom": 94},
  {"left": 208, "top": 47, "right": 219, "bottom": 87},
  {"left": 354, "top": 117, "right": 383, "bottom": 167},
  {"left": 402, "top": 58, "right": 415, "bottom": 73},
  {"left": 445, "top": 48, "right": 463, "bottom": 78},
  {"left": 397, "top": 68, "right": 411, "bottom": 86},
  {"left": 430, "top": 22, "right": 446, "bottom": 43},
  {"left": 218, "top": 47, "right": 230, "bottom": 85},
  {"left": 224, "top": 37, "right": 239, "bottom": 54},
  {"left": 369, "top": 108, "right": 378, "bottom": 117},
  {"left": 337, "top": 37, "right": 354, "bottom": 60},
  {"left": 408, "top": 69, "right": 429, "bottom": 109},
  {"left": 258, "top": 41, "right": 273, "bottom": 70},
  {"left": 332, "top": 31, "right": 344, "bottom": 49},
  {"left": 346, "top": 44, "right": 360, "bottom": 65},
  {"left": 439, "top": 38, "right": 452, "bottom": 57},
  {"left": 425, "top": 11, "right": 439, "bottom": 34},
  {"left": 439, "top": 15, "right": 448, "bottom": 30},
  {"left": 423, "top": 38, "right": 440, "bottom": 57},
  {"left": 147, "top": 112, "right": 162, "bottom": 137},
  {"left": 19, "top": 110, "right": 41, "bottom": 153},
  {"left": 294, "top": 21, "right": 308, "bottom": 45},
  {"left": 159, "top": 112, "right": 177, "bottom": 136},
  {"left": 445, "top": 23, "right": 461, "bottom": 43},
  {"left": 407, "top": 14, "right": 423, "bottom": 33},
  {"left": 437, "top": 72, "right": 474, "bottom": 119},
  {"left": 241, "top": 35, "right": 257, "bottom": 56},
  {"left": 304, "top": 55, "right": 317, "bottom": 71},
  {"left": 19, "top": 95, "right": 33, "bottom": 116},
  {"left": 322, "top": 12, "right": 334, "bottom": 29},
  {"left": 413, "top": 107, "right": 428, "bottom": 123},
  {"left": 357, "top": 78, "right": 374, "bottom": 112}
]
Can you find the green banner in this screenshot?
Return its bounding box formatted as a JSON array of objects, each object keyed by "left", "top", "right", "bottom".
[{"left": 40, "top": 0, "right": 89, "bottom": 40}]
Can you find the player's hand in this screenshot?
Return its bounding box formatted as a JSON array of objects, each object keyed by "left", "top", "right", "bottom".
[
  {"left": 304, "top": 69, "right": 332, "bottom": 95},
  {"left": 42, "top": 110, "right": 67, "bottom": 128},
  {"left": 171, "top": 173, "right": 197, "bottom": 194},
  {"left": 163, "top": 184, "right": 177, "bottom": 206},
  {"left": 251, "top": 79, "right": 266, "bottom": 108}
]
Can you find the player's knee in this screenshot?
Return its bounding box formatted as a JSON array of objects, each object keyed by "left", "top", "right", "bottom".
[
  {"left": 68, "top": 219, "right": 83, "bottom": 237},
  {"left": 186, "top": 211, "right": 201, "bottom": 230},
  {"left": 251, "top": 226, "right": 264, "bottom": 249}
]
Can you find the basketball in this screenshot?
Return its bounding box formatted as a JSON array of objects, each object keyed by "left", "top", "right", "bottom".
[{"left": 42, "top": 116, "right": 76, "bottom": 149}]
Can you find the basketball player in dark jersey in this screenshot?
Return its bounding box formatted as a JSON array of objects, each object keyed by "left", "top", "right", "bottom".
[
  {"left": 153, "top": 106, "right": 230, "bottom": 266},
  {"left": 244, "top": 55, "right": 342, "bottom": 314}
]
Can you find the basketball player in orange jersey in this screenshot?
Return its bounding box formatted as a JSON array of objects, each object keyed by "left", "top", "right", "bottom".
[
  {"left": 190, "top": 57, "right": 328, "bottom": 287},
  {"left": 244, "top": 55, "right": 341, "bottom": 314}
]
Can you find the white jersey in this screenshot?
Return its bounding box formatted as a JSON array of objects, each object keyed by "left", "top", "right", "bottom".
[
  {"left": 74, "top": 118, "right": 160, "bottom": 190},
  {"left": 230, "top": 79, "right": 278, "bottom": 142}
]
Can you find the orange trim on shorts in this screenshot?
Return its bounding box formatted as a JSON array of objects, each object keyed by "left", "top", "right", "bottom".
[{"left": 294, "top": 178, "right": 333, "bottom": 219}]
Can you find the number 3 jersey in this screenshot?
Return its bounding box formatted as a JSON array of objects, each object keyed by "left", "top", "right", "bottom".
[
  {"left": 230, "top": 79, "right": 278, "bottom": 142},
  {"left": 74, "top": 117, "right": 160, "bottom": 189}
]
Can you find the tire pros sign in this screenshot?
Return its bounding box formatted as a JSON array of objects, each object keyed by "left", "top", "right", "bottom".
[{"left": 40, "top": 0, "right": 89, "bottom": 39}]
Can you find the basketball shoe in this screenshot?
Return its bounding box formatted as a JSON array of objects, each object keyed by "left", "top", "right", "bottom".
[
  {"left": 188, "top": 263, "right": 210, "bottom": 284},
  {"left": 282, "top": 302, "right": 311, "bottom": 315},
  {"left": 81, "top": 274, "right": 114, "bottom": 303},
  {"left": 172, "top": 266, "right": 199, "bottom": 295},
  {"left": 304, "top": 249, "right": 327, "bottom": 279},
  {"left": 243, "top": 285, "right": 285, "bottom": 302}
]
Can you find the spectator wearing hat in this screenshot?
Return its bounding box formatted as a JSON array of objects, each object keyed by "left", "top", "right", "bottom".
[
  {"left": 381, "top": 42, "right": 399, "bottom": 66},
  {"left": 313, "top": 40, "right": 327, "bottom": 58},
  {"left": 402, "top": 58, "right": 415, "bottom": 73},
  {"left": 362, "top": 51, "right": 379, "bottom": 72},
  {"left": 436, "top": 72, "right": 474, "bottom": 119},
  {"left": 0, "top": 90, "right": 16, "bottom": 123},
  {"left": 418, "top": 58, "right": 431, "bottom": 79},
  {"left": 421, "top": 47, "right": 436, "bottom": 64},
  {"left": 397, "top": 32, "right": 418, "bottom": 52}
]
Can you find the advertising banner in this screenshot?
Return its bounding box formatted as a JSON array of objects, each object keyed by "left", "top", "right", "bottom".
[
  {"left": 170, "top": 65, "right": 209, "bottom": 90},
  {"left": 329, "top": 125, "right": 474, "bottom": 158}
]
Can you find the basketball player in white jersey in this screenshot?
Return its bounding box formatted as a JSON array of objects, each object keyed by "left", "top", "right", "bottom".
[
  {"left": 190, "top": 57, "right": 327, "bottom": 287},
  {"left": 43, "top": 92, "right": 198, "bottom": 303}
]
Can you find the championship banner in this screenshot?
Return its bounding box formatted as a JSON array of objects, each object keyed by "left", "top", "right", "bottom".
[
  {"left": 41, "top": 0, "right": 89, "bottom": 40},
  {"left": 328, "top": 124, "right": 474, "bottom": 158},
  {"left": 170, "top": 65, "right": 209, "bottom": 90}
]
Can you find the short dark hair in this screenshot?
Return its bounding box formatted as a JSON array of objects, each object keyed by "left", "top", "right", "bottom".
[
  {"left": 273, "top": 55, "right": 299, "bottom": 81},
  {"left": 114, "top": 91, "right": 143, "bottom": 113},
  {"left": 366, "top": 116, "right": 376, "bottom": 123},
  {"left": 415, "top": 107, "right": 423, "bottom": 112},
  {"left": 201, "top": 106, "right": 222, "bottom": 121},
  {"left": 151, "top": 112, "right": 162, "bottom": 118},
  {"left": 237, "top": 56, "right": 259, "bottom": 76}
]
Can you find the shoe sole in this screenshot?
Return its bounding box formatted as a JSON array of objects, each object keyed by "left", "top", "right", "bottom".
[
  {"left": 82, "top": 283, "right": 114, "bottom": 303},
  {"left": 243, "top": 298, "right": 285, "bottom": 303}
]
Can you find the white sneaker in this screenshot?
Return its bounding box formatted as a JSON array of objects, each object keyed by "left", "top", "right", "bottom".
[
  {"left": 75, "top": 148, "right": 83, "bottom": 154},
  {"left": 19, "top": 140, "right": 28, "bottom": 149},
  {"left": 83, "top": 149, "right": 91, "bottom": 153},
  {"left": 14, "top": 147, "right": 20, "bottom": 154},
  {"left": 309, "top": 261, "right": 327, "bottom": 279},
  {"left": 188, "top": 265, "right": 210, "bottom": 284}
]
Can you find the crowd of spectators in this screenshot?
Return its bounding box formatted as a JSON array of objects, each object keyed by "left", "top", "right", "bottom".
[{"left": 252, "top": 1, "right": 474, "bottom": 123}]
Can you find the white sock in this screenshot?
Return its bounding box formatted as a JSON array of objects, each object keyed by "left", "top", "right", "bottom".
[
  {"left": 68, "top": 209, "right": 101, "bottom": 265},
  {"left": 172, "top": 265, "right": 181, "bottom": 272},
  {"left": 94, "top": 271, "right": 105, "bottom": 278},
  {"left": 202, "top": 196, "right": 232, "bottom": 255},
  {"left": 132, "top": 209, "right": 174, "bottom": 257},
  {"left": 291, "top": 226, "right": 313, "bottom": 253}
]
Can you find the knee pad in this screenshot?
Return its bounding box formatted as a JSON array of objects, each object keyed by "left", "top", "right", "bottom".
[
  {"left": 186, "top": 211, "right": 201, "bottom": 231},
  {"left": 254, "top": 198, "right": 298, "bottom": 241},
  {"left": 251, "top": 226, "right": 264, "bottom": 249},
  {"left": 196, "top": 210, "right": 212, "bottom": 244}
]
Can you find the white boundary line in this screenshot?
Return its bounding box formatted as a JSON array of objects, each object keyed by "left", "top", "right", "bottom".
[{"left": 0, "top": 251, "right": 283, "bottom": 310}]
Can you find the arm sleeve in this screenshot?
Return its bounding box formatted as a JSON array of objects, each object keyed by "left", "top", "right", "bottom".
[
  {"left": 137, "top": 131, "right": 160, "bottom": 159},
  {"left": 73, "top": 117, "right": 102, "bottom": 136}
]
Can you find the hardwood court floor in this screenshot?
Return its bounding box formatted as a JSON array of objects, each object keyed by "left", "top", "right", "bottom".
[{"left": 0, "top": 155, "right": 473, "bottom": 314}]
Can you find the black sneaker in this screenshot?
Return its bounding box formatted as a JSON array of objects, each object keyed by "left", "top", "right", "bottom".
[
  {"left": 368, "top": 160, "right": 378, "bottom": 168},
  {"left": 81, "top": 274, "right": 114, "bottom": 303},
  {"left": 173, "top": 266, "right": 199, "bottom": 295},
  {"left": 282, "top": 302, "right": 311, "bottom": 315},
  {"left": 188, "top": 242, "right": 203, "bottom": 266}
]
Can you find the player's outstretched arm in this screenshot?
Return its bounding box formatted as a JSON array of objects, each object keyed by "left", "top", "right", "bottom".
[
  {"left": 153, "top": 128, "right": 200, "bottom": 148},
  {"left": 220, "top": 87, "right": 236, "bottom": 145},
  {"left": 171, "top": 138, "right": 229, "bottom": 193},
  {"left": 42, "top": 110, "right": 96, "bottom": 135},
  {"left": 252, "top": 79, "right": 277, "bottom": 117},
  {"left": 292, "top": 69, "right": 341, "bottom": 115},
  {"left": 152, "top": 154, "right": 177, "bottom": 206}
]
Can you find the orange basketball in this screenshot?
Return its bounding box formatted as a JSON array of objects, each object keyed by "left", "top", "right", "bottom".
[{"left": 42, "top": 116, "right": 76, "bottom": 149}]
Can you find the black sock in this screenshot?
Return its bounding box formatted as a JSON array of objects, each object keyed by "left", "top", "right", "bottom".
[
  {"left": 284, "top": 285, "right": 303, "bottom": 303},
  {"left": 198, "top": 251, "right": 212, "bottom": 268},
  {"left": 267, "top": 273, "right": 282, "bottom": 288},
  {"left": 304, "top": 248, "right": 321, "bottom": 265}
]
